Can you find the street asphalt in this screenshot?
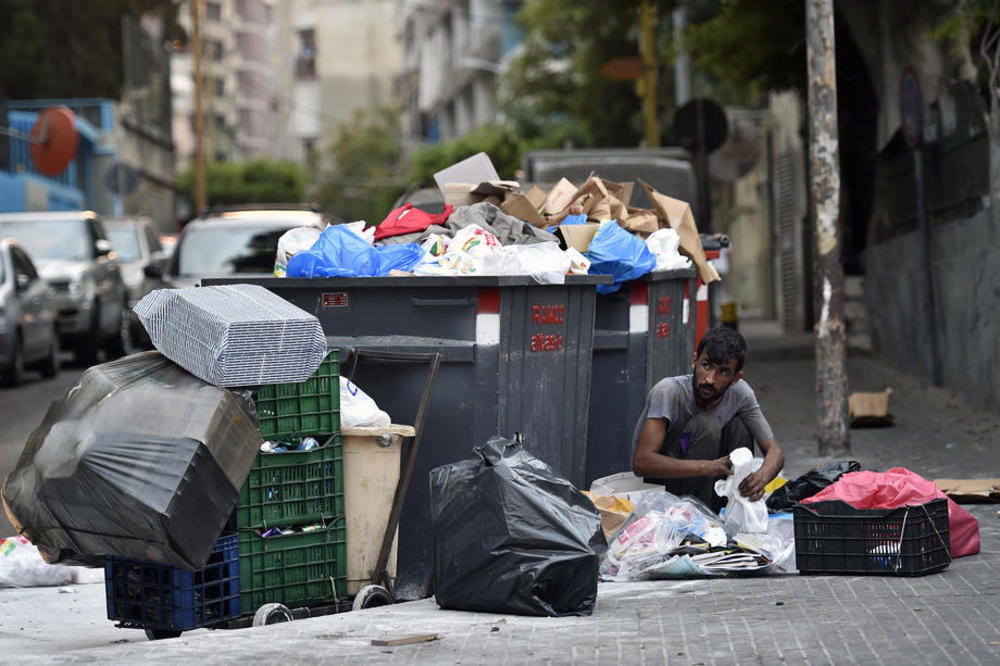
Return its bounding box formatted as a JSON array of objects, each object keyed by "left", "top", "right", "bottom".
[{"left": 3, "top": 324, "right": 999, "bottom": 664}]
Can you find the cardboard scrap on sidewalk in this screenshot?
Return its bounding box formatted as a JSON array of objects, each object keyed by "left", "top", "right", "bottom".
[
  {"left": 581, "top": 491, "right": 634, "bottom": 541},
  {"left": 848, "top": 388, "right": 894, "bottom": 427},
  {"left": 934, "top": 479, "right": 1000, "bottom": 503}
]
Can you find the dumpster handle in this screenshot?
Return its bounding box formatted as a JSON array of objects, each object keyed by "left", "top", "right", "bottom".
[{"left": 347, "top": 349, "right": 442, "bottom": 600}]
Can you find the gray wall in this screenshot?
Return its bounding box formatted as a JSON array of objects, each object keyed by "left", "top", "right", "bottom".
[{"left": 865, "top": 205, "right": 1000, "bottom": 410}]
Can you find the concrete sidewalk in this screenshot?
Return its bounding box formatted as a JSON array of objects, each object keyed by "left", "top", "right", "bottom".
[{"left": 5, "top": 322, "right": 1000, "bottom": 664}]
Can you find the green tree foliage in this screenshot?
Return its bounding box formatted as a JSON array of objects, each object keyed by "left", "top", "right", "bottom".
[
  {"left": 177, "top": 160, "right": 306, "bottom": 211},
  {"left": 317, "top": 106, "right": 408, "bottom": 224},
  {"left": 683, "top": 0, "right": 805, "bottom": 99},
  {"left": 408, "top": 124, "right": 523, "bottom": 185},
  {"left": 0, "top": 0, "right": 183, "bottom": 100},
  {"left": 501, "top": 0, "right": 660, "bottom": 147}
]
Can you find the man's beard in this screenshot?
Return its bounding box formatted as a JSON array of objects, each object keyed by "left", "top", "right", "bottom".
[{"left": 692, "top": 374, "right": 726, "bottom": 405}]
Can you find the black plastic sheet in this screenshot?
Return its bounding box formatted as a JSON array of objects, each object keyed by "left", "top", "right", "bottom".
[
  {"left": 430, "top": 435, "right": 605, "bottom": 617},
  {"left": 766, "top": 460, "right": 863, "bottom": 512},
  {"left": 1, "top": 351, "right": 262, "bottom": 569}
]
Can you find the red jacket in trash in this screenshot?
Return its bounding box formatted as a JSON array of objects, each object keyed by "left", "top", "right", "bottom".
[{"left": 373, "top": 203, "right": 453, "bottom": 241}]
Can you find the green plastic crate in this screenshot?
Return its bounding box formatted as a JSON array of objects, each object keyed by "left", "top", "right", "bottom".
[
  {"left": 233, "top": 434, "right": 344, "bottom": 530},
  {"left": 255, "top": 350, "right": 340, "bottom": 441},
  {"left": 238, "top": 518, "right": 347, "bottom": 611}
]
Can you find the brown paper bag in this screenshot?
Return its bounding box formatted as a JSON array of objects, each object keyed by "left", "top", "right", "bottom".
[{"left": 639, "top": 180, "right": 720, "bottom": 284}]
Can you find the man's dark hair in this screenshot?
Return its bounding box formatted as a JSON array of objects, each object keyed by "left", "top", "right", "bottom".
[{"left": 696, "top": 326, "right": 747, "bottom": 372}]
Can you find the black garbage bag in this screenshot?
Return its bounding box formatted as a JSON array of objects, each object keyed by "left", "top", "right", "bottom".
[
  {"left": 766, "top": 460, "right": 863, "bottom": 512},
  {"left": 430, "top": 435, "right": 606, "bottom": 617},
  {"left": 1, "top": 351, "right": 262, "bottom": 569}
]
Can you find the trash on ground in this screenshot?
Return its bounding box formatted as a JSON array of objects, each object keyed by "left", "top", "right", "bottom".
[
  {"left": 766, "top": 460, "right": 862, "bottom": 512},
  {"left": 371, "top": 633, "right": 440, "bottom": 647},
  {"left": 430, "top": 434, "right": 605, "bottom": 617},
  {"left": 135, "top": 283, "right": 328, "bottom": 386},
  {"left": 600, "top": 490, "right": 795, "bottom": 581},
  {"left": 1, "top": 351, "right": 262, "bottom": 570},
  {"left": 934, "top": 478, "right": 1000, "bottom": 503},
  {"left": 0, "top": 536, "right": 103, "bottom": 588},
  {"left": 848, "top": 388, "right": 894, "bottom": 427},
  {"left": 581, "top": 491, "right": 634, "bottom": 541}
]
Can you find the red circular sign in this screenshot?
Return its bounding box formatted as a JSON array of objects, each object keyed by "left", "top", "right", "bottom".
[
  {"left": 899, "top": 66, "right": 922, "bottom": 148},
  {"left": 29, "top": 107, "right": 79, "bottom": 176}
]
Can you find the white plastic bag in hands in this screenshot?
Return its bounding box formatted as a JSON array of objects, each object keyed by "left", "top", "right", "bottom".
[
  {"left": 714, "top": 447, "right": 769, "bottom": 534},
  {"left": 340, "top": 377, "right": 391, "bottom": 427}
]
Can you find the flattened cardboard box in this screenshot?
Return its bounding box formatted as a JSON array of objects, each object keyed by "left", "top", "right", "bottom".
[{"left": 848, "top": 389, "right": 893, "bottom": 426}]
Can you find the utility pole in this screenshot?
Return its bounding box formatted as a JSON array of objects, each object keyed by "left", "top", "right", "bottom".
[
  {"left": 806, "top": 0, "right": 849, "bottom": 454},
  {"left": 638, "top": 0, "right": 659, "bottom": 147},
  {"left": 191, "top": 0, "right": 206, "bottom": 214}
]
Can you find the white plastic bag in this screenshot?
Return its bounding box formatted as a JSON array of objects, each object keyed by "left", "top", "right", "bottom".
[
  {"left": 343, "top": 220, "right": 375, "bottom": 244},
  {"left": 714, "top": 447, "right": 769, "bottom": 534},
  {"left": 340, "top": 377, "right": 390, "bottom": 427},
  {"left": 645, "top": 228, "right": 691, "bottom": 271},
  {"left": 0, "top": 536, "right": 102, "bottom": 587},
  {"left": 507, "top": 243, "right": 570, "bottom": 283},
  {"left": 274, "top": 226, "right": 322, "bottom": 277}
]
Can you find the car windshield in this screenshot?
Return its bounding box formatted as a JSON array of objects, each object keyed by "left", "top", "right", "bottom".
[
  {"left": 0, "top": 219, "right": 91, "bottom": 262},
  {"left": 106, "top": 227, "right": 142, "bottom": 262},
  {"left": 176, "top": 225, "right": 291, "bottom": 276}
]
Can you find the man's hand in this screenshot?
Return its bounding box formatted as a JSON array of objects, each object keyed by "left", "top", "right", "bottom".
[
  {"left": 703, "top": 456, "right": 733, "bottom": 477},
  {"left": 739, "top": 471, "right": 766, "bottom": 501}
]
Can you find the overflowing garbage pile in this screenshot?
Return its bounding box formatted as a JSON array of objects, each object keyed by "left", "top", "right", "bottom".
[{"left": 276, "top": 153, "right": 721, "bottom": 292}]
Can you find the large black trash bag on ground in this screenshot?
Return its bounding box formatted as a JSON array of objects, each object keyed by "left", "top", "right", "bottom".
[
  {"left": 766, "top": 460, "right": 863, "bottom": 512},
  {"left": 1, "top": 351, "right": 262, "bottom": 569},
  {"left": 430, "top": 435, "right": 606, "bottom": 617}
]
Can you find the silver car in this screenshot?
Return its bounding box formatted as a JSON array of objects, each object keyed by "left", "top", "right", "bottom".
[
  {"left": 0, "top": 238, "right": 60, "bottom": 385},
  {"left": 0, "top": 211, "right": 127, "bottom": 366},
  {"left": 105, "top": 217, "right": 169, "bottom": 352},
  {"left": 165, "top": 207, "right": 328, "bottom": 289}
]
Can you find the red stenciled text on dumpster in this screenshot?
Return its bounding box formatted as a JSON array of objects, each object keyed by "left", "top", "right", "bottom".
[
  {"left": 656, "top": 322, "right": 671, "bottom": 339},
  {"left": 531, "top": 333, "right": 564, "bottom": 352},
  {"left": 532, "top": 304, "right": 565, "bottom": 325},
  {"left": 657, "top": 297, "right": 672, "bottom": 315}
]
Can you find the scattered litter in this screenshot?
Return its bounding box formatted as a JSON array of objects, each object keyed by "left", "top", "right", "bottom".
[{"left": 371, "top": 633, "right": 439, "bottom": 647}]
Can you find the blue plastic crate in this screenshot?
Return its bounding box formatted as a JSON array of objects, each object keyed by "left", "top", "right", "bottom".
[{"left": 105, "top": 534, "right": 241, "bottom": 631}]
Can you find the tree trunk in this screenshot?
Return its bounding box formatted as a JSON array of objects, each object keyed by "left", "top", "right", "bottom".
[{"left": 806, "top": 0, "right": 849, "bottom": 454}]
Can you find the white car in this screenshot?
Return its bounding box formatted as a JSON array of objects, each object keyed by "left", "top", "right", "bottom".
[{"left": 0, "top": 238, "right": 60, "bottom": 385}]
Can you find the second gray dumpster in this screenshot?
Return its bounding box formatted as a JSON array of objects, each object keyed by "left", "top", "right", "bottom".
[
  {"left": 202, "top": 274, "right": 607, "bottom": 598},
  {"left": 587, "top": 268, "right": 697, "bottom": 485}
]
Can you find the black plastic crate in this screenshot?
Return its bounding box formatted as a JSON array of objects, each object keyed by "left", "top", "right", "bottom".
[
  {"left": 793, "top": 498, "right": 951, "bottom": 576},
  {"left": 105, "top": 534, "right": 241, "bottom": 631}
]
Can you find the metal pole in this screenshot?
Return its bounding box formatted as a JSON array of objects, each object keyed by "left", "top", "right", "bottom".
[
  {"left": 191, "top": 0, "right": 206, "bottom": 214},
  {"left": 806, "top": 0, "right": 849, "bottom": 454},
  {"left": 673, "top": 7, "right": 691, "bottom": 107},
  {"left": 913, "top": 149, "right": 941, "bottom": 385}
]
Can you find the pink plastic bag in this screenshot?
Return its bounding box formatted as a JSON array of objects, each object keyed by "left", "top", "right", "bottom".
[{"left": 803, "top": 467, "right": 980, "bottom": 557}]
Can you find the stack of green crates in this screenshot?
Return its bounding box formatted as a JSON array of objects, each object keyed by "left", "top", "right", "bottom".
[{"left": 234, "top": 350, "right": 348, "bottom": 611}]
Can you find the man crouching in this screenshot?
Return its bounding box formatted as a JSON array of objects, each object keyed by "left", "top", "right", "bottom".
[{"left": 631, "top": 326, "right": 784, "bottom": 512}]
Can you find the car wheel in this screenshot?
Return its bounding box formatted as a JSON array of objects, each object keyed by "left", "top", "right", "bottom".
[
  {"left": 39, "top": 327, "right": 60, "bottom": 378},
  {"left": 251, "top": 603, "right": 293, "bottom": 626},
  {"left": 352, "top": 584, "right": 393, "bottom": 611},
  {"left": 1, "top": 333, "right": 25, "bottom": 387}
]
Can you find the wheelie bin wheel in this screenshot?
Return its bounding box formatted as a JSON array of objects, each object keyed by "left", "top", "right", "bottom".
[
  {"left": 145, "top": 628, "right": 182, "bottom": 640},
  {"left": 252, "top": 603, "right": 293, "bottom": 626},
  {"left": 352, "top": 584, "right": 393, "bottom": 611}
]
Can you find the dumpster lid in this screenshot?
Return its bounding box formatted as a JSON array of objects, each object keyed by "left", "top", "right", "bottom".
[{"left": 201, "top": 274, "right": 613, "bottom": 288}]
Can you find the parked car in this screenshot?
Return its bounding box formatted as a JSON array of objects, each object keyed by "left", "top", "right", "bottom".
[
  {"left": 0, "top": 238, "right": 60, "bottom": 385},
  {"left": 104, "top": 217, "right": 169, "bottom": 352},
  {"left": 0, "top": 211, "right": 128, "bottom": 365},
  {"left": 163, "top": 206, "right": 328, "bottom": 289}
]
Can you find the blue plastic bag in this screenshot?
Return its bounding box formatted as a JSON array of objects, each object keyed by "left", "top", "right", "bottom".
[
  {"left": 286, "top": 225, "right": 424, "bottom": 278},
  {"left": 585, "top": 221, "right": 656, "bottom": 294}
]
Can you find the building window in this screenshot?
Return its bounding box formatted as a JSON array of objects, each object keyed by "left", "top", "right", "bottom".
[
  {"left": 215, "top": 77, "right": 225, "bottom": 97},
  {"left": 205, "top": 39, "right": 223, "bottom": 61},
  {"left": 205, "top": 2, "right": 221, "bottom": 21},
  {"left": 303, "top": 138, "right": 316, "bottom": 169},
  {"left": 296, "top": 28, "right": 316, "bottom": 79}
]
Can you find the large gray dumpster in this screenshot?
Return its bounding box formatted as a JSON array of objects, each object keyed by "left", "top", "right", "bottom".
[
  {"left": 202, "top": 274, "right": 607, "bottom": 598},
  {"left": 587, "top": 268, "right": 697, "bottom": 485}
]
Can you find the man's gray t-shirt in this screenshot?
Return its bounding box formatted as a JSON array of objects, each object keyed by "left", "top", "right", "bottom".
[{"left": 631, "top": 375, "right": 774, "bottom": 453}]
